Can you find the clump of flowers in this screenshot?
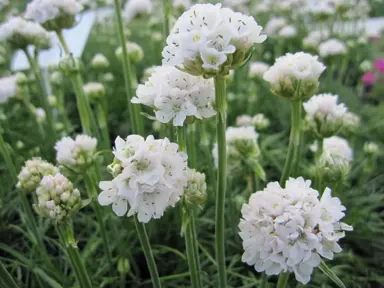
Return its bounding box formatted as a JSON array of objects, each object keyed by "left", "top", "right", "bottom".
[
  {"left": 236, "top": 115, "right": 252, "bottom": 127},
  {"left": 115, "top": 41, "right": 143, "bottom": 64},
  {"left": 0, "top": 75, "right": 17, "bottom": 104},
  {"left": 341, "top": 111, "right": 360, "bottom": 135},
  {"left": 303, "top": 30, "right": 329, "bottom": 50},
  {"left": 162, "top": 3, "right": 266, "bottom": 78},
  {"left": 83, "top": 82, "right": 105, "bottom": 103},
  {"left": 248, "top": 62, "right": 270, "bottom": 79},
  {"left": 252, "top": 113, "right": 270, "bottom": 131},
  {"left": 17, "top": 158, "right": 58, "bottom": 191},
  {"left": 34, "top": 107, "right": 46, "bottom": 123},
  {"left": 34, "top": 173, "right": 82, "bottom": 221},
  {"left": 303, "top": 94, "right": 347, "bottom": 138},
  {"left": 364, "top": 142, "right": 379, "bottom": 156},
  {"left": 123, "top": 0, "right": 152, "bottom": 22},
  {"left": 91, "top": 53, "right": 110, "bottom": 71},
  {"left": 183, "top": 168, "right": 207, "bottom": 209},
  {"left": 98, "top": 135, "right": 188, "bottom": 223},
  {"left": 264, "top": 17, "right": 286, "bottom": 36},
  {"left": 263, "top": 52, "right": 326, "bottom": 100},
  {"left": 25, "top": 0, "right": 84, "bottom": 31},
  {"left": 319, "top": 39, "right": 347, "bottom": 60},
  {"left": 278, "top": 25, "right": 297, "bottom": 39},
  {"left": 132, "top": 66, "right": 216, "bottom": 126},
  {"left": 55, "top": 134, "right": 97, "bottom": 172},
  {"left": 239, "top": 177, "right": 353, "bottom": 284}
]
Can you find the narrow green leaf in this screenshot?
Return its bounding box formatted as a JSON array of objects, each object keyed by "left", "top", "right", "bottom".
[
  {"left": 140, "top": 112, "right": 157, "bottom": 121},
  {"left": 33, "top": 268, "right": 63, "bottom": 288},
  {"left": 319, "top": 261, "right": 346, "bottom": 288},
  {"left": 254, "top": 162, "right": 266, "bottom": 182}
]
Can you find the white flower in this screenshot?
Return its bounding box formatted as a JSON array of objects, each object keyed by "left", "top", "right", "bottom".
[
  {"left": 263, "top": 52, "right": 326, "bottom": 100},
  {"left": 252, "top": 113, "right": 270, "bottom": 130},
  {"left": 278, "top": 25, "right": 297, "bottom": 38},
  {"left": 115, "top": 41, "right": 143, "bottom": 63},
  {"left": 239, "top": 177, "right": 352, "bottom": 284},
  {"left": 55, "top": 134, "right": 97, "bottom": 171},
  {"left": 309, "top": 1, "right": 335, "bottom": 18},
  {"left": 173, "top": 0, "right": 191, "bottom": 11},
  {"left": 132, "top": 66, "right": 216, "bottom": 126},
  {"left": 323, "top": 136, "right": 353, "bottom": 163},
  {"left": 25, "top": 0, "right": 83, "bottom": 30},
  {"left": 162, "top": 3, "right": 266, "bottom": 76},
  {"left": 236, "top": 115, "right": 252, "bottom": 127},
  {"left": 35, "top": 173, "right": 82, "bottom": 221},
  {"left": 0, "top": 17, "right": 52, "bottom": 49},
  {"left": 83, "top": 82, "right": 105, "bottom": 101},
  {"left": 91, "top": 53, "right": 110, "bottom": 70},
  {"left": 248, "top": 62, "right": 270, "bottom": 79},
  {"left": 0, "top": 75, "right": 17, "bottom": 104},
  {"left": 17, "top": 157, "right": 58, "bottom": 191},
  {"left": 342, "top": 111, "right": 360, "bottom": 133},
  {"left": 363, "top": 142, "right": 379, "bottom": 155},
  {"left": 123, "top": 0, "right": 152, "bottom": 22},
  {"left": 303, "top": 30, "right": 329, "bottom": 49},
  {"left": 319, "top": 39, "right": 347, "bottom": 58},
  {"left": 264, "top": 17, "right": 286, "bottom": 36},
  {"left": 183, "top": 168, "right": 207, "bottom": 208},
  {"left": 99, "top": 135, "right": 188, "bottom": 223},
  {"left": 35, "top": 107, "right": 46, "bottom": 123}
]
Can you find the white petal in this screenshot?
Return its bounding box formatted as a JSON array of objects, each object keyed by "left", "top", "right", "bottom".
[
  {"left": 112, "top": 198, "right": 128, "bottom": 216},
  {"left": 155, "top": 110, "right": 174, "bottom": 124}
]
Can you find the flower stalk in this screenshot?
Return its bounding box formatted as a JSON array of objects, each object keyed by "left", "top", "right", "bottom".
[{"left": 214, "top": 75, "right": 227, "bottom": 288}]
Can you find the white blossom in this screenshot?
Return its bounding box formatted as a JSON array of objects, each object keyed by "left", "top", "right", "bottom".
[
  {"left": 248, "top": 62, "right": 270, "bottom": 79},
  {"left": 83, "top": 82, "right": 105, "bottom": 101},
  {"left": 303, "top": 30, "right": 329, "bottom": 49},
  {"left": 252, "top": 113, "right": 270, "bottom": 130},
  {"left": 91, "top": 53, "right": 110, "bottom": 70},
  {"left": 35, "top": 107, "right": 46, "bottom": 123},
  {"left": 363, "top": 142, "right": 379, "bottom": 155},
  {"left": 264, "top": 17, "right": 286, "bottom": 36},
  {"left": 309, "top": 1, "right": 335, "bottom": 18},
  {"left": 115, "top": 41, "right": 143, "bottom": 64},
  {"left": 183, "top": 168, "right": 207, "bottom": 208},
  {"left": 321, "top": 136, "right": 353, "bottom": 164},
  {"left": 319, "top": 39, "right": 347, "bottom": 58},
  {"left": 236, "top": 115, "right": 252, "bottom": 127},
  {"left": 239, "top": 177, "right": 352, "bottom": 284},
  {"left": 123, "top": 0, "right": 152, "bottom": 22},
  {"left": 342, "top": 111, "right": 360, "bottom": 133},
  {"left": 278, "top": 25, "right": 297, "bottom": 38},
  {"left": 162, "top": 3, "right": 266, "bottom": 76},
  {"left": 0, "top": 75, "right": 17, "bottom": 104},
  {"left": 99, "top": 135, "right": 188, "bottom": 223},
  {"left": 132, "top": 66, "right": 216, "bottom": 126},
  {"left": 55, "top": 134, "right": 97, "bottom": 171}
]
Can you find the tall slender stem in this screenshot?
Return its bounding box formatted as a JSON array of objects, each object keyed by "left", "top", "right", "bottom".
[
  {"left": 56, "top": 30, "right": 71, "bottom": 55},
  {"left": 279, "top": 100, "right": 302, "bottom": 187},
  {"left": 0, "top": 261, "right": 19, "bottom": 288},
  {"left": 214, "top": 75, "right": 227, "bottom": 288},
  {"left": 133, "top": 218, "right": 162, "bottom": 288},
  {"left": 57, "top": 222, "right": 92, "bottom": 288},
  {"left": 113, "top": 0, "right": 137, "bottom": 134},
  {"left": 0, "top": 131, "right": 17, "bottom": 183},
  {"left": 277, "top": 272, "right": 289, "bottom": 288},
  {"left": 161, "top": 0, "right": 171, "bottom": 46},
  {"left": 96, "top": 103, "right": 111, "bottom": 150}
]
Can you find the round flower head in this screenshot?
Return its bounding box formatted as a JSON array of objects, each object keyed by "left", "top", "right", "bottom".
[
  {"left": 132, "top": 66, "right": 216, "bottom": 126},
  {"left": 123, "top": 0, "right": 152, "bottom": 22},
  {"left": 303, "top": 94, "right": 347, "bottom": 138},
  {"left": 173, "top": 0, "right": 191, "bottom": 14},
  {"left": 359, "top": 60, "right": 371, "bottom": 73},
  {"left": 264, "top": 17, "right": 286, "bottom": 36},
  {"left": 309, "top": 1, "right": 335, "bottom": 21},
  {"left": 49, "top": 71, "right": 64, "bottom": 87},
  {"left": 252, "top": 113, "right": 270, "bottom": 131},
  {"left": 239, "top": 177, "right": 353, "bottom": 284},
  {"left": 35, "top": 173, "right": 82, "bottom": 221},
  {"left": 248, "top": 62, "right": 269, "bottom": 79},
  {"left": 91, "top": 53, "right": 110, "bottom": 71},
  {"left": 363, "top": 142, "right": 379, "bottom": 156},
  {"left": 83, "top": 82, "right": 105, "bottom": 103},
  {"left": 362, "top": 72, "right": 375, "bottom": 86},
  {"left": 162, "top": 3, "right": 267, "bottom": 78},
  {"left": 323, "top": 136, "right": 353, "bottom": 163},
  {"left": 263, "top": 52, "right": 326, "bottom": 100},
  {"left": 278, "top": 25, "right": 297, "bottom": 39},
  {"left": 34, "top": 107, "right": 46, "bottom": 123},
  {"left": 25, "top": 0, "right": 83, "bottom": 31},
  {"left": 341, "top": 111, "right": 360, "bottom": 135},
  {"left": 98, "top": 135, "right": 188, "bottom": 223},
  {"left": 183, "top": 168, "right": 207, "bottom": 209},
  {"left": 59, "top": 55, "right": 82, "bottom": 75},
  {"left": 115, "top": 41, "right": 143, "bottom": 64},
  {"left": 319, "top": 39, "right": 347, "bottom": 59},
  {"left": 17, "top": 158, "right": 58, "bottom": 192},
  {"left": 236, "top": 115, "right": 252, "bottom": 127},
  {"left": 55, "top": 134, "right": 97, "bottom": 172},
  {"left": 303, "top": 30, "right": 329, "bottom": 50},
  {"left": 0, "top": 75, "right": 17, "bottom": 104},
  {"left": 0, "top": 17, "right": 52, "bottom": 50},
  {"left": 141, "top": 65, "right": 157, "bottom": 83}
]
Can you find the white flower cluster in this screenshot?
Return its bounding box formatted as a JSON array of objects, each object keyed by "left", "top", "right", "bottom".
[
  {"left": 278, "top": 25, "right": 297, "bottom": 39},
  {"left": 303, "top": 30, "right": 329, "bottom": 49},
  {"left": 34, "top": 107, "right": 46, "bottom": 123},
  {"left": 322, "top": 136, "right": 353, "bottom": 163},
  {"left": 264, "top": 17, "right": 286, "bottom": 36},
  {"left": 183, "top": 168, "right": 207, "bottom": 208},
  {"left": 239, "top": 177, "right": 352, "bottom": 284},
  {"left": 99, "top": 135, "right": 188, "bottom": 223},
  {"left": 0, "top": 17, "right": 52, "bottom": 49},
  {"left": 115, "top": 42, "right": 143, "bottom": 64},
  {"left": 83, "top": 82, "right": 105, "bottom": 102},
  {"left": 303, "top": 94, "right": 347, "bottom": 138},
  {"left": 25, "top": 0, "right": 83, "bottom": 30},
  {"left": 363, "top": 142, "right": 379, "bottom": 155},
  {"left": 55, "top": 135, "right": 97, "bottom": 171},
  {"left": 91, "top": 53, "right": 110, "bottom": 70},
  {"left": 17, "top": 158, "right": 58, "bottom": 191},
  {"left": 123, "top": 0, "right": 152, "bottom": 22},
  {"left": 263, "top": 52, "right": 326, "bottom": 100},
  {"left": 309, "top": 1, "right": 335, "bottom": 19},
  {"left": 0, "top": 75, "right": 17, "bottom": 104},
  {"left": 248, "top": 61, "right": 270, "bottom": 79},
  {"left": 132, "top": 66, "right": 216, "bottom": 126},
  {"left": 35, "top": 173, "right": 82, "bottom": 220},
  {"left": 342, "top": 111, "right": 360, "bottom": 134},
  {"left": 236, "top": 115, "right": 252, "bottom": 127},
  {"left": 252, "top": 113, "right": 270, "bottom": 130},
  {"left": 319, "top": 39, "right": 347, "bottom": 59},
  {"left": 162, "top": 3, "right": 266, "bottom": 77}
]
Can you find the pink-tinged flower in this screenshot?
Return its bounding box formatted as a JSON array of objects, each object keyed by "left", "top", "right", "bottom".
[
  {"left": 374, "top": 59, "right": 384, "bottom": 74},
  {"left": 362, "top": 72, "right": 376, "bottom": 86}
]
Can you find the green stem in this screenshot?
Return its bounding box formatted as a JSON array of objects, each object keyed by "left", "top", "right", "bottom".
[
  {"left": 113, "top": 0, "right": 137, "bottom": 134},
  {"left": 161, "top": 0, "right": 171, "bottom": 46},
  {"left": 0, "top": 131, "right": 17, "bottom": 183},
  {"left": 190, "top": 212, "right": 201, "bottom": 287},
  {"left": 56, "top": 30, "right": 71, "bottom": 55},
  {"left": 187, "top": 124, "right": 197, "bottom": 168},
  {"left": 133, "top": 218, "right": 162, "bottom": 288},
  {"left": 276, "top": 272, "right": 289, "bottom": 288},
  {"left": 57, "top": 222, "right": 92, "bottom": 288},
  {"left": 56, "top": 88, "right": 72, "bottom": 133},
  {"left": 214, "top": 75, "right": 227, "bottom": 288},
  {"left": 0, "top": 261, "right": 19, "bottom": 288},
  {"left": 130, "top": 66, "right": 144, "bottom": 135},
  {"left": 96, "top": 102, "right": 111, "bottom": 150},
  {"left": 279, "top": 100, "right": 302, "bottom": 187}
]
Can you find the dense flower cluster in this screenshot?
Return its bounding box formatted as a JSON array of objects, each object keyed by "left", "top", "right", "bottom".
[
  {"left": 264, "top": 17, "right": 286, "bottom": 36},
  {"left": 99, "top": 135, "right": 188, "bottom": 223},
  {"left": 236, "top": 115, "right": 252, "bottom": 127},
  {"left": 35, "top": 173, "right": 82, "bottom": 220},
  {"left": 132, "top": 66, "right": 215, "bottom": 126},
  {"left": 55, "top": 135, "right": 97, "bottom": 171},
  {"left": 91, "top": 53, "right": 110, "bottom": 70},
  {"left": 162, "top": 3, "right": 266, "bottom": 77},
  {"left": 83, "top": 82, "right": 105, "bottom": 102},
  {"left": 123, "top": 0, "right": 152, "bottom": 22},
  {"left": 252, "top": 113, "right": 270, "bottom": 130},
  {"left": 183, "top": 168, "right": 207, "bottom": 208},
  {"left": 342, "top": 111, "right": 360, "bottom": 134},
  {"left": 17, "top": 158, "right": 58, "bottom": 191},
  {"left": 319, "top": 39, "right": 347, "bottom": 59},
  {"left": 303, "top": 30, "right": 329, "bottom": 49},
  {"left": 0, "top": 17, "right": 52, "bottom": 49},
  {"left": 263, "top": 52, "right": 326, "bottom": 100},
  {"left": 278, "top": 25, "right": 297, "bottom": 38},
  {"left": 303, "top": 94, "right": 347, "bottom": 138},
  {"left": 248, "top": 61, "right": 270, "bottom": 79},
  {"left": 25, "top": 0, "right": 83, "bottom": 31},
  {"left": 115, "top": 41, "right": 144, "bottom": 64},
  {"left": 239, "top": 177, "right": 352, "bottom": 284},
  {"left": 0, "top": 75, "right": 17, "bottom": 104}
]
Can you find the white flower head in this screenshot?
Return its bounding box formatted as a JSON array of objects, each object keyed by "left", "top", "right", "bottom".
[
  {"left": 99, "top": 135, "right": 188, "bottom": 223},
  {"left": 236, "top": 115, "right": 252, "bottom": 127},
  {"left": 263, "top": 52, "right": 326, "bottom": 100},
  {"left": 115, "top": 41, "right": 144, "bottom": 64},
  {"left": 0, "top": 75, "right": 17, "bottom": 104},
  {"left": 249, "top": 61, "right": 270, "bottom": 79},
  {"left": 17, "top": 157, "right": 58, "bottom": 192},
  {"left": 183, "top": 168, "right": 207, "bottom": 208},
  {"left": 319, "top": 39, "right": 347, "bottom": 59},
  {"left": 35, "top": 107, "right": 46, "bottom": 123},
  {"left": 162, "top": 3, "right": 266, "bottom": 77},
  {"left": 341, "top": 111, "right": 360, "bottom": 135},
  {"left": 55, "top": 134, "right": 97, "bottom": 171},
  {"left": 264, "top": 17, "right": 286, "bottom": 36},
  {"left": 25, "top": 0, "right": 84, "bottom": 31},
  {"left": 35, "top": 173, "right": 82, "bottom": 221},
  {"left": 309, "top": 1, "right": 335, "bottom": 20},
  {"left": 363, "top": 142, "right": 379, "bottom": 155},
  {"left": 303, "top": 30, "right": 329, "bottom": 49},
  {"left": 239, "top": 177, "right": 352, "bottom": 284},
  {"left": 132, "top": 66, "right": 216, "bottom": 126},
  {"left": 91, "top": 53, "right": 110, "bottom": 70},
  {"left": 123, "top": 0, "right": 152, "bottom": 22},
  {"left": 278, "top": 25, "right": 297, "bottom": 39},
  {"left": 303, "top": 94, "right": 347, "bottom": 138},
  {"left": 252, "top": 113, "right": 270, "bottom": 130},
  {"left": 323, "top": 136, "right": 353, "bottom": 163},
  {"left": 83, "top": 82, "right": 105, "bottom": 102}
]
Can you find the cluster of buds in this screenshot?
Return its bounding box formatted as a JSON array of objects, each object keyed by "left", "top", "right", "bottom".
[
  {"left": 183, "top": 169, "right": 207, "bottom": 209},
  {"left": 115, "top": 42, "right": 144, "bottom": 64},
  {"left": 17, "top": 158, "right": 58, "bottom": 191},
  {"left": 83, "top": 82, "right": 105, "bottom": 103},
  {"left": 59, "top": 55, "right": 83, "bottom": 76},
  {"left": 90, "top": 53, "right": 110, "bottom": 71}
]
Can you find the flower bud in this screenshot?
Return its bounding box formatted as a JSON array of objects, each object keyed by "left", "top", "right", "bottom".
[
  {"left": 34, "top": 107, "right": 46, "bottom": 123},
  {"left": 15, "top": 73, "right": 29, "bottom": 86},
  {"left": 48, "top": 95, "right": 57, "bottom": 106},
  {"left": 364, "top": 142, "right": 379, "bottom": 156},
  {"left": 318, "top": 152, "right": 350, "bottom": 184},
  {"left": 184, "top": 169, "right": 207, "bottom": 208},
  {"left": 49, "top": 71, "right": 64, "bottom": 87},
  {"left": 115, "top": 42, "right": 144, "bottom": 64},
  {"left": 103, "top": 72, "right": 114, "bottom": 83},
  {"left": 91, "top": 53, "right": 110, "bottom": 71},
  {"left": 83, "top": 82, "right": 105, "bottom": 103},
  {"left": 59, "top": 55, "right": 83, "bottom": 75},
  {"left": 251, "top": 113, "right": 270, "bottom": 131}
]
